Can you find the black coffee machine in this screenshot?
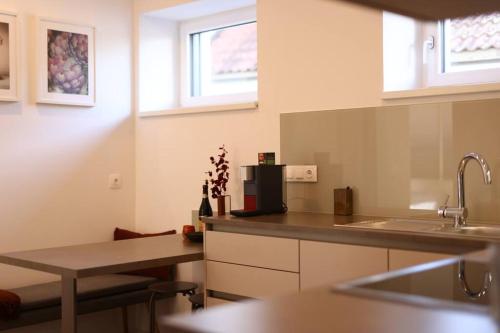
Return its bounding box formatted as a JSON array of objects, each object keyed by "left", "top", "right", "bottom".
[{"left": 230, "top": 165, "right": 287, "bottom": 217}]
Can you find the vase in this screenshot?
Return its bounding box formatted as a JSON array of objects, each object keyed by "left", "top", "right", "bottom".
[
  {"left": 217, "top": 196, "right": 226, "bottom": 216},
  {"left": 216, "top": 195, "right": 231, "bottom": 216}
]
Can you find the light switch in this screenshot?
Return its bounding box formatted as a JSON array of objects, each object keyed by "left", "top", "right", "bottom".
[
  {"left": 109, "top": 173, "right": 122, "bottom": 189},
  {"left": 286, "top": 165, "right": 317, "bottom": 183}
]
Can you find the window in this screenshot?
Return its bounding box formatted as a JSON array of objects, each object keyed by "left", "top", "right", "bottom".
[
  {"left": 383, "top": 11, "right": 500, "bottom": 93},
  {"left": 442, "top": 14, "right": 500, "bottom": 74},
  {"left": 180, "top": 7, "right": 257, "bottom": 107},
  {"left": 138, "top": 1, "right": 257, "bottom": 115}
]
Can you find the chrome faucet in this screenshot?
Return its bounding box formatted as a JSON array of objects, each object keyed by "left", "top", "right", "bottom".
[{"left": 438, "top": 152, "right": 492, "bottom": 228}]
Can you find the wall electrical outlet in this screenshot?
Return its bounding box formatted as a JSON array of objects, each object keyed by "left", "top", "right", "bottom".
[
  {"left": 108, "top": 173, "right": 122, "bottom": 189},
  {"left": 286, "top": 165, "right": 317, "bottom": 183}
]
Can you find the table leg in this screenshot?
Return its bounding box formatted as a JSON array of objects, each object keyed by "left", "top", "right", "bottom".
[{"left": 61, "top": 276, "right": 77, "bottom": 333}]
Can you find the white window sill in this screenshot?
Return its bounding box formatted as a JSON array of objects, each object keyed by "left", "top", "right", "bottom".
[
  {"left": 138, "top": 102, "right": 258, "bottom": 118},
  {"left": 382, "top": 83, "right": 500, "bottom": 100}
]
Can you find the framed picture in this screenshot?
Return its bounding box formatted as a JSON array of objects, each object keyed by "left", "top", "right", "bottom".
[
  {"left": 0, "top": 11, "right": 18, "bottom": 102},
  {"left": 37, "top": 18, "right": 95, "bottom": 106}
]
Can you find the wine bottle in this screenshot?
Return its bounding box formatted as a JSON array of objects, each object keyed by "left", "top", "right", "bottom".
[{"left": 198, "top": 180, "right": 213, "bottom": 231}]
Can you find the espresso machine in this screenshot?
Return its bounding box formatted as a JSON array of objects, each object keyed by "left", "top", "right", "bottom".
[{"left": 230, "top": 165, "right": 287, "bottom": 217}]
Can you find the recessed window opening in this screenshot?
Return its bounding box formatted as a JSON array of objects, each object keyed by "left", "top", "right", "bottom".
[
  {"left": 189, "top": 21, "right": 257, "bottom": 98},
  {"left": 138, "top": 1, "right": 257, "bottom": 114}
]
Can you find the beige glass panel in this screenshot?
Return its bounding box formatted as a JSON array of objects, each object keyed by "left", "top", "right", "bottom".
[{"left": 281, "top": 98, "right": 500, "bottom": 223}]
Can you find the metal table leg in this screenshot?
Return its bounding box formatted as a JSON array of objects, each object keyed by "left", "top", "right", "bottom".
[{"left": 61, "top": 276, "right": 77, "bottom": 333}]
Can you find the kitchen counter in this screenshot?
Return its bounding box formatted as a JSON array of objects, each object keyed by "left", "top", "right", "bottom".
[
  {"left": 163, "top": 249, "right": 496, "bottom": 333},
  {"left": 203, "top": 212, "right": 489, "bottom": 254},
  {"left": 161, "top": 286, "right": 495, "bottom": 333}
]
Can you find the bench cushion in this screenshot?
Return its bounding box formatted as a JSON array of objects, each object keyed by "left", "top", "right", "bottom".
[
  {"left": 114, "top": 228, "right": 176, "bottom": 281},
  {"left": 0, "top": 290, "right": 20, "bottom": 320},
  {"left": 9, "top": 274, "right": 157, "bottom": 311}
]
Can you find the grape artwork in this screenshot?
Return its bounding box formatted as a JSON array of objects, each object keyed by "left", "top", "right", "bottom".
[
  {"left": 0, "top": 22, "right": 10, "bottom": 90},
  {"left": 47, "top": 29, "right": 88, "bottom": 95}
]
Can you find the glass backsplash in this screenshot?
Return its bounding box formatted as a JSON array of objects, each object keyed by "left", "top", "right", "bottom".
[{"left": 281, "top": 98, "right": 500, "bottom": 223}]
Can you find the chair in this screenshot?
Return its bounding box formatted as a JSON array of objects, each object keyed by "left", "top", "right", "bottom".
[
  {"left": 188, "top": 293, "right": 204, "bottom": 311},
  {"left": 148, "top": 281, "right": 198, "bottom": 333}
]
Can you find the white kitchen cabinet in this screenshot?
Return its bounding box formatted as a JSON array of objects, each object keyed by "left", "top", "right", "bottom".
[
  {"left": 205, "top": 231, "right": 300, "bottom": 302},
  {"left": 389, "top": 249, "right": 452, "bottom": 271},
  {"left": 300, "top": 241, "right": 388, "bottom": 290},
  {"left": 207, "top": 261, "right": 299, "bottom": 299},
  {"left": 205, "top": 231, "right": 453, "bottom": 301},
  {"left": 206, "top": 297, "right": 234, "bottom": 308},
  {"left": 205, "top": 231, "right": 299, "bottom": 272}
]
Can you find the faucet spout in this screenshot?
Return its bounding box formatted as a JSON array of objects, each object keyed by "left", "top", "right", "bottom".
[
  {"left": 438, "top": 152, "right": 492, "bottom": 228},
  {"left": 458, "top": 152, "right": 492, "bottom": 184},
  {"left": 456, "top": 152, "right": 492, "bottom": 226}
]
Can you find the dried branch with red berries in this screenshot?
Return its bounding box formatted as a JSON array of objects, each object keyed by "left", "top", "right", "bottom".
[{"left": 206, "top": 145, "right": 229, "bottom": 199}]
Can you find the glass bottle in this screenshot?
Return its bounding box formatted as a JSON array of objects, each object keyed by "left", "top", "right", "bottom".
[{"left": 198, "top": 180, "right": 213, "bottom": 230}]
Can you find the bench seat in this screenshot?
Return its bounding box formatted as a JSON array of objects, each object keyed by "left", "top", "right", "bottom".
[{"left": 0, "top": 274, "right": 167, "bottom": 331}]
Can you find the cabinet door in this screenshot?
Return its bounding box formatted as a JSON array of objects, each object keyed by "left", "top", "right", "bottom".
[
  {"left": 206, "top": 261, "right": 299, "bottom": 299},
  {"left": 300, "top": 241, "right": 388, "bottom": 290},
  {"left": 389, "top": 249, "right": 452, "bottom": 271},
  {"left": 206, "top": 297, "right": 234, "bottom": 308},
  {"left": 206, "top": 231, "right": 299, "bottom": 272}
]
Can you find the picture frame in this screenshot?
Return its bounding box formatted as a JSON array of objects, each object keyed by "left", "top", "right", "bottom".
[
  {"left": 37, "top": 18, "right": 95, "bottom": 106},
  {"left": 0, "top": 11, "right": 19, "bottom": 102}
]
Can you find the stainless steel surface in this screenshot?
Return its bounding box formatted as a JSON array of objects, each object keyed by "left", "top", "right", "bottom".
[
  {"left": 335, "top": 253, "right": 493, "bottom": 313},
  {"left": 342, "top": 219, "right": 447, "bottom": 233},
  {"left": 458, "top": 260, "right": 492, "bottom": 300},
  {"left": 205, "top": 212, "right": 489, "bottom": 255},
  {"left": 442, "top": 226, "right": 500, "bottom": 238},
  {"left": 438, "top": 206, "right": 468, "bottom": 222},
  {"left": 240, "top": 166, "right": 254, "bottom": 181},
  {"left": 343, "top": 218, "right": 500, "bottom": 239},
  {"left": 438, "top": 152, "right": 492, "bottom": 228}
]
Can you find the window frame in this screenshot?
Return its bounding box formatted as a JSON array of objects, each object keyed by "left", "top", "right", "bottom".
[
  {"left": 179, "top": 6, "right": 257, "bottom": 108},
  {"left": 425, "top": 18, "right": 500, "bottom": 88},
  {"left": 382, "top": 11, "right": 500, "bottom": 97}
]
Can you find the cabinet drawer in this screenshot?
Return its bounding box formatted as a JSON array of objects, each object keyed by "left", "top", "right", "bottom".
[
  {"left": 206, "top": 231, "right": 299, "bottom": 272},
  {"left": 389, "top": 249, "right": 452, "bottom": 270},
  {"left": 300, "top": 240, "right": 388, "bottom": 290},
  {"left": 207, "top": 261, "right": 299, "bottom": 299},
  {"left": 206, "top": 297, "right": 234, "bottom": 308}
]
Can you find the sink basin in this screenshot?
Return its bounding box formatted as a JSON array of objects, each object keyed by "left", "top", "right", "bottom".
[{"left": 342, "top": 219, "right": 446, "bottom": 233}]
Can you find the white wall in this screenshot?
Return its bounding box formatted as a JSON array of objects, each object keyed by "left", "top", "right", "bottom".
[
  {"left": 139, "top": 15, "right": 179, "bottom": 111},
  {"left": 135, "top": 0, "right": 500, "bottom": 238},
  {"left": 134, "top": 0, "right": 382, "bottom": 234},
  {"left": 0, "top": 0, "right": 134, "bottom": 289}
]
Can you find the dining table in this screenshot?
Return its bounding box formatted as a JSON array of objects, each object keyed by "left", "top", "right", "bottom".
[{"left": 0, "top": 234, "right": 204, "bottom": 333}]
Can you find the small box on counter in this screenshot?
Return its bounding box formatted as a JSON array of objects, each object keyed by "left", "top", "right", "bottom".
[
  {"left": 258, "top": 152, "right": 275, "bottom": 165},
  {"left": 334, "top": 187, "right": 353, "bottom": 216}
]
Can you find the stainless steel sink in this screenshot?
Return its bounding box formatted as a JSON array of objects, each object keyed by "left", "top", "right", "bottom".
[
  {"left": 342, "top": 219, "right": 446, "bottom": 233},
  {"left": 437, "top": 225, "right": 500, "bottom": 238},
  {"left": 343, "top": 218, "right": 500, "bottom": 239}
]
